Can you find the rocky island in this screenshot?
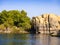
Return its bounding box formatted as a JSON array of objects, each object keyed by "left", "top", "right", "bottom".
[
  {"left": 32, "top": 14, "right": 60, "bottom": 36},
  {"left": 0, "top": 10, "right": 60, "bottom": 36}
]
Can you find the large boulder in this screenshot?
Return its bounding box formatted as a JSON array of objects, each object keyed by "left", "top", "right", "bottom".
[{"left": 32, "top": 14, "right": 60, "bottom": 34}]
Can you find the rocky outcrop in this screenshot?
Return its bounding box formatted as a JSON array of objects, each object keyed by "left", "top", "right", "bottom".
[{"left": 32, "top": 14, "right": 60, "bottom": 34}]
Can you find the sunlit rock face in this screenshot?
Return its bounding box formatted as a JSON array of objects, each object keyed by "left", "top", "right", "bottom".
[{"left": 32, "top": 14, "right": 60, "bottom": 34}]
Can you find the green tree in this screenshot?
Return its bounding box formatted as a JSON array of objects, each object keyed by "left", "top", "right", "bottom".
[{"left": 0, "top": 10, "right": 31, "bottom": 32}]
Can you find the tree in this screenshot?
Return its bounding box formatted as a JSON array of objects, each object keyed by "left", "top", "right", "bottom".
[{"left": 0, "top": 10, "right": 31, "bottom": 31}]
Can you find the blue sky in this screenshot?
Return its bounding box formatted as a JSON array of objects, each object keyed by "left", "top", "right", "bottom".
[{"left": 0, "top": 0, "right": 60, "bottom": 18}]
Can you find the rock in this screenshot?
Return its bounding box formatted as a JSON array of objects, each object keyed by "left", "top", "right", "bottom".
[{"left": 32, "top": 13, "right": 60, "bottom": 34}]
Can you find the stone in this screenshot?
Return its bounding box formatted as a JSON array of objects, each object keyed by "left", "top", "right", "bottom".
[{"left": 32, "top": 13, "right": 60, "bottom": 34}]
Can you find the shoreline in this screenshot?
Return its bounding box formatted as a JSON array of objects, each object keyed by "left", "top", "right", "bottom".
[{"left": 0, "top": 30, "right": 30, "bottom": 34}]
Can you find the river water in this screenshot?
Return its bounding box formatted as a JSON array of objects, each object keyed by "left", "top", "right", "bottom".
[{"left": 0, "top": 34, "right": 60, "bottom": 45}]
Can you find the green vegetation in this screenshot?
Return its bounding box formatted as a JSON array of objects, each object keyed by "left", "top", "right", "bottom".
[{"left": 0, "top": 10, "right": 31, "bottom": 33}]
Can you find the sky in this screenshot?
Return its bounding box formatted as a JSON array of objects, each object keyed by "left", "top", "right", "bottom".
[{"left": 0, "top": 0, "right": 60, "bottom": 18}]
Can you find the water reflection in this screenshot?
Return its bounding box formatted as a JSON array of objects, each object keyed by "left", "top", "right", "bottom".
[{"left": 0, "top": 34, "right": 60, "bottom": 45}]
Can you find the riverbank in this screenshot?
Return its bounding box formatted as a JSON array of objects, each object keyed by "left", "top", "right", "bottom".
[
  {"left": 0, "top": 30, "right": 29, "bottom": 34},
  {"left": 0, "top": 25, "right": 30, "bottom": 34}
]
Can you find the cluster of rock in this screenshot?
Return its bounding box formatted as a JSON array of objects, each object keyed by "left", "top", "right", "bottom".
[{"left": 32, "top": 14, "right": 60, "bottom": 34}]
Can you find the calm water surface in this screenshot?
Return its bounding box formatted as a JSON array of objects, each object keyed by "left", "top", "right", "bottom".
[{"left": 0, "top": 34, "right": 60, "bottom": 45}]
